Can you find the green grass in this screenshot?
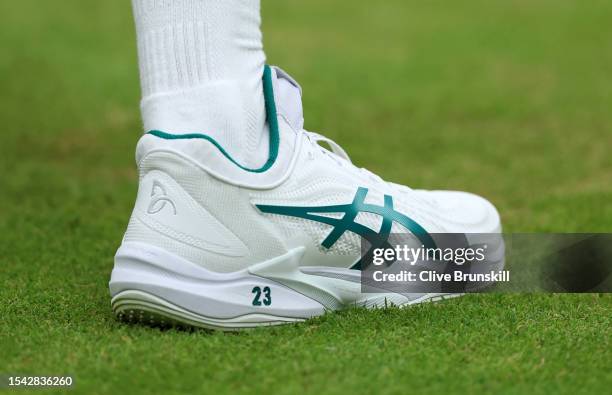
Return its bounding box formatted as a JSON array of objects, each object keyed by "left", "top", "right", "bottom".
[{"left": 1, "top": 0, "right": 611, "bottom": 394}]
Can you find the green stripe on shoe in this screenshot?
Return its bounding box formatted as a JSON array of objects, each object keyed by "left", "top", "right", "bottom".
[{"left": 147, "top": 65, "right": 280, "bottom": 173}]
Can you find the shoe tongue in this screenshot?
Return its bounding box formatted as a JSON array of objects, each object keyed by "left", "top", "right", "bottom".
[{"left": 271, "top": 66, "right": 304, "bottom": 131}]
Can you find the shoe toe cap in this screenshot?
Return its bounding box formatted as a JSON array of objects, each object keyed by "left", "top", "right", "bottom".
[{"left": 421, "top": 190, "right": 502, "bottom": 234}]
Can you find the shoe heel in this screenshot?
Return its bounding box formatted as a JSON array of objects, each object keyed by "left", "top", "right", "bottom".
[{"left": 109, "top": 242, "right": 326, "bottom": 330}]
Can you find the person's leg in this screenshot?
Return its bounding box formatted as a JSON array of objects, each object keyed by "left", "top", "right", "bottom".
[{"left": 132, "top": 0, "right": 268, "bottom": 167}]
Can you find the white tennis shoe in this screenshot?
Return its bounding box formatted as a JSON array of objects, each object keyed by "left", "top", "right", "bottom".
[{"left": 109, "top": 66, "right": 502, "bottom": 330}]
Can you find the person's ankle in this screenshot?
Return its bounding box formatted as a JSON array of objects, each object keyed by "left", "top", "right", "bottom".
[{"left": 140, "top": 79, "right": 268, "bottom": 167}]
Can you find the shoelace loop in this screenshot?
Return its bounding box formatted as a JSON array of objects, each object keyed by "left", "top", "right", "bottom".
[{"left": 304, "top": 130, "right": 386, "bottom": 184}]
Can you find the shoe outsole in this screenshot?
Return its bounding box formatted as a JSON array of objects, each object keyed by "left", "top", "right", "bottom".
[
  {"left": 112, "top": 290, "right": 304, "bottom": 331},
  {"left": 112, "top": 289, "right": 462, "bottom": 331}
]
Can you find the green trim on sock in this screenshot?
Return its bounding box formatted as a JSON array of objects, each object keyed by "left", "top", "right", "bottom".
[{"left": 147, "top": 65, "right": 280, "bottom": 173}]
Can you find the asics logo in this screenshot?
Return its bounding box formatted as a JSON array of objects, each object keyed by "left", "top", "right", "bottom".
[
  {"left": 256, "top": 187, "right": 436, "bottom": 270},
  {"left": 147, "top": 180, "right": 177, "bottom": 215}
]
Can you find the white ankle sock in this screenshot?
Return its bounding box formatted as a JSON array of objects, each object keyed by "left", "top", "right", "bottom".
[{"left": 131, "top": 0, "right": 269, "bottom": 167}]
